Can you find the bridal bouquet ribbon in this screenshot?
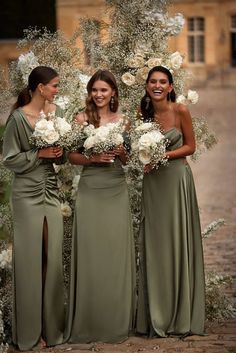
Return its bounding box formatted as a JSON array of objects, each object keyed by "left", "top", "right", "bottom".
[
  {"left": 82, "top": 121, "right": 125, "bottom": 158},
  {"left": 29, "top": 111, "right": 73, "bottom": 149},
  {"left": 128, "top": 121, "right": 168, "bottom": 170}
]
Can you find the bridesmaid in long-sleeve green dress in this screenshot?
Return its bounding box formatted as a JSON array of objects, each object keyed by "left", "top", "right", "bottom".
[
  {"left": 2, "top": 66, "right": 65, "bottom": 351},
  {"left": 136, "top": 66, "right": 205, "bottom": 337}
]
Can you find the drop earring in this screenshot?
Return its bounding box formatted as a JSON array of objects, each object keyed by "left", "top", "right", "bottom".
[
  {"left": 110, "top": 96, "right": 115, "bottom": 110},
  {"left": 145, "top": 95, "right": 150, "bottom": 109}
]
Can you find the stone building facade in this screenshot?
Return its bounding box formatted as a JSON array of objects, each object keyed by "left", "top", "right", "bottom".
[{"left": 0, "top": 0, "right": 236, "bottom": 86}]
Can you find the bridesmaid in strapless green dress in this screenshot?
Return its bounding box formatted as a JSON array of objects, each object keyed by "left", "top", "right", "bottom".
[
  {"left": 136, "top": 66, "right": 205, "bottom": 337},
  {"left": 65, "top": 70, "right": 136, "bottom": 343},
  {"left": 2, "top": 67, "right": 65, "bottom": 351}
]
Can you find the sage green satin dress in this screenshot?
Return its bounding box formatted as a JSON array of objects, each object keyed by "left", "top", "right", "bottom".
[
  {"left": 2, "top": 108, "right": 65, "bottom": 350},
  {"left": 136, "top": 127, "right": 205, "bottom": 337},
  {"left": 65, "top": 158, "right": 136, "bottom": 343}
]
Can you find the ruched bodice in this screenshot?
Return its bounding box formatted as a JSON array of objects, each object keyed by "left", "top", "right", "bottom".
[{"left": 2, "top": 107, "right": 65, "bottom": 350}]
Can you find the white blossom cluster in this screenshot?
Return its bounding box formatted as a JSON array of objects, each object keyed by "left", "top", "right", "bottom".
[
  {"left": 176, "top": 90, "right": 199, "bottom": 105},
  {"left": 122, "top": 51, "right": 183, "bottom": 87},
  {"left": 83, "top": 121, "right": 124, "bottom": 158},
  {"left": 141, "top": 11, "right": 185, "bottom": 36},
  {"left": 129, "top": 121, "right": 168, "bottom": 169},
  {"left": 202, "top": 219, "right": 226, "bottom": 239},
  {"left": 16, "top": 51, "right": 39, "bottom": 86},
  {"left": 0, "top": 249, "right": 12, "bottom": 270},
  {"left": 30, "top": 111, "right": 72, "bottom": 147}
]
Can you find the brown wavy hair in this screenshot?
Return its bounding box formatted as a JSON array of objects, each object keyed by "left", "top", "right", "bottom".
[{"left": 85, "top": 69, "right": 119, "bottom": 127}]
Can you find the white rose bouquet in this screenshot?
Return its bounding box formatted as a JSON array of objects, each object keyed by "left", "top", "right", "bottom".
[
  {"left": 82, "top": 121, "right": 125, "bottom": 158},
  {"left": 129, "top": 121, "right": 168, "bottom": 170},
  {"left": 29, "top": 111, "right": 73, "bottom": 149}
]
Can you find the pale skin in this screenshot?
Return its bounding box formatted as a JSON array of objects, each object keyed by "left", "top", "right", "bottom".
[
  {"left": 69, "top": 79, "right": 128, "bottom": 166},
  {"left": 144, "top": 71, "right": 196, "bottom": 173},
  {"left": 21, "top": 76, "right": 63, "bottom": 159}
]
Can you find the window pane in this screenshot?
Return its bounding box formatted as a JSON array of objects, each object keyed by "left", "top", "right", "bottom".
[
  {"left": 232, "top": 16, "right": 236, "bottom": 29},
  {"left": 196, "top": 35, "right": 205, "bottom": 62},
  {"left": 188, "top": 36, "right": 195, "bottom": 62},
  {"left": 196, "top": 17, "right": 205, "bottom": 31},
  {"left": 188, "top": 18, "right": 194, "bottom": 31}
]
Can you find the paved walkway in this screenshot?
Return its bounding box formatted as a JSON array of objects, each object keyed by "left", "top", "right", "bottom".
[{"left": 7, "top": 87, "right": 236, "bottom": 353}]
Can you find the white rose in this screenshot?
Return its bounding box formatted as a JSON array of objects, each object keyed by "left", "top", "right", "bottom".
[
  {"left": 84, "top": 135, "right": 96, "bottom": 149},
  {"left": 61, "top": 202, "right": 72, "bottom": 217},
  {"left": 135, "top": 122, "right": 153, "bottom": 131},
  {"left": 169, "top": 51, "right": 183, "bottom": 70},
  {"left": 139, "top": 147, "right": 151, "bottom": 165},
  {"left": 127, "top": 55, "right": 145, "bottom": 68},
  {"left": 84, "top": 124, "right": 95, "bottom": 136},
  {"left": 176, "top": 95, "right": 187, "bottom": 105},
  {"left": 139, "top": 133, "right": 154, "bottom": 149},
  {"left": 139, "top": 131, "right": 164, "bottom": 148},
  {"left": 146, "top": 57, "right": 163, "bottom": 68},
  {"left": 34, "top": 119, "right": 55, "bottom": 136},
  {"left": 17, "top": 51, "right": 39, "bottom": 85},
  {"left": 136, "top": 67, "right": 150, "bottom": 82},
  {"left": 187, "top": 90, "right": 199, "bottom": 104},
  {"left": 56, "top": 117, "right": 72, "bottom": 135},
  {"left": 121, "top": 72, "right": 136, "bottom": 86},
  {"left": 43, "top": 129, "right": 60, "bottom": 144},
  {"left": 54, "top": 95, "right": 70, "bottom": 110},
  {"left": 96, "top": 126, "right": 110, "bottom": 141}
]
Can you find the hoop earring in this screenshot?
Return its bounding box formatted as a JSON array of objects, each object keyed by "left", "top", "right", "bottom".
[
  {"left": 145, "top": 96, "right": 150, "bottom": 109},
  {"left": 110, "top": 96, "right": 115, "bottom": 110}
]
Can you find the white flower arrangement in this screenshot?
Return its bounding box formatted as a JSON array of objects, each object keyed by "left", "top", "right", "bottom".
[
  {"left": 83, "top": 121, "right": 125, "bottom": 158},
  {"left": 17, "top": 51, "right": 39, "bottom": 85},
  {"left": 168, "top": 51, "right": 183, "bottom": 70},
  {"left": 176, "top": 89, "right": 199, "bottom": 105},
  {"left": 146, "top": 57, "right": 163, "bottom": 68},
  {"left": 129, "top": 121, "right": 168, "bottom": 170},
  {"left": 122, "top": 50, "right": 184, "bottom": 88},
  {"left": 53, "top": 95, "right": 70, "bottom": 110},
  {"left": 141, "top": 11, "right": 185, "bottom": 36},
  {"left": 29, "top": 111, "right": 73, "bottom": 148},
  {"left": 0, "top": 249, "right": 12, "bottom": 270}
]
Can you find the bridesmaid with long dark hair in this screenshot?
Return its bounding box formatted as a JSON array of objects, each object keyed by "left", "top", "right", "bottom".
[
  {"left": 136, "top": 66, "right": 205, "bottom": 337},
  {"left": 2, "top": 66, "right": 65, "bottom": 350}
]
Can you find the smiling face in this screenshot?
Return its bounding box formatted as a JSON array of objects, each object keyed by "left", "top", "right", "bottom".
[
  {"left": 146, "top": 71, "right": 173, "bottom": 102},
  {"left": 91, "top": 80, "right": 115, "bottom": 109},
  {"left": 39, "top": 76, "right": 60, "bottom": 102}
]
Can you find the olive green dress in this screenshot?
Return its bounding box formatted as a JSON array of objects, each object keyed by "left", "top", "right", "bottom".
[
  {"left": 65, "top": 158, "right": 136, "bottom": 343},
  {"left": 136, "top": 127, "right": 205, "bottom": 337},
  {"left": 2, "top": 107, "right": 65, "bottom": 351}
]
